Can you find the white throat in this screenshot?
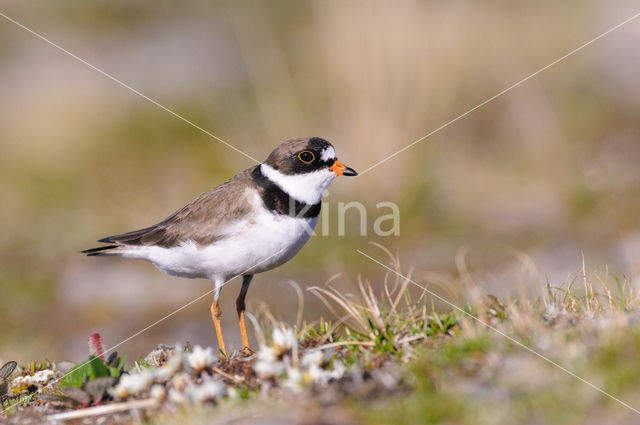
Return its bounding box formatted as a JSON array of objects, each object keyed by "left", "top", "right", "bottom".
[{"left": 260, "top": 163, "right": 335, "bottom": 204}]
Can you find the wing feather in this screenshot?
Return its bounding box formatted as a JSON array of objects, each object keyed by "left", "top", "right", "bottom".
[{"left": 91, "top": 167, "right": 257, "bottom": 249}]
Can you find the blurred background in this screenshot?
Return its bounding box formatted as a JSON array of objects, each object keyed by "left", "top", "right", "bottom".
[{"left": 1, "top": 0, "right": 639, "bottom": 364}]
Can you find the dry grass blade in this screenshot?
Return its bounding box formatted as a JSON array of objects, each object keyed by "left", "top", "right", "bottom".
[
  {"left": 388, "top": 266, "right": 413, "bottom": 326},
  {"left": 47, "top": 398, "right": 158, "bottom": 421},
  {"left": 213, "top": 367, "right": 244, "bottom": 384},
  {"left": 284, "top": 280, "right": 305, "bottom": 330},
  {"left": 307, "top": 245, "right": 453, "bottom": 351},
  {"left": 308, "top": 286, "right": 372, "bottom": 336},
  {"left": 358, "top": 278, "right": 391, "bottom": 342},
  {"left": 316, "top": 340, "right": 376, "bottom": 350},
  {"left": 245, "top": 312, "right": 267, "bottom": 347}
]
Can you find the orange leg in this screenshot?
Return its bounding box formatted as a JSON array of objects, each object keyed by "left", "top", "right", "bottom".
[
  {"left": 236, "top": 275, "right": 253, "bottom": 350},
  {"left": 210, "top": 300, "right": 227, "bottom": 356},
  {"left": 238, "top": 310, "right": 250, "bottom": 350}
]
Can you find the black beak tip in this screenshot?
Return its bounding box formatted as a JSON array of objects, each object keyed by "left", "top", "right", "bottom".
[{"left": 343, "top": 167, "right": 358, "bottom": 176}]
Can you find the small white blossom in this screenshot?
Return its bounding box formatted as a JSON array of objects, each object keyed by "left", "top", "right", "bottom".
[
  {"left": 254, "top": 346, "right": 285, "bottom": 377},
  {"left": 301, "top": 350, "right": 323, "bottom": 368},
  {"left": 170, "top": 372, "right": 192, "bottom": 392},
  {"left": 305, "top": 360, "right": 346, "bottom": 386},
  {"left": 112, "top": 371, "right": 153, "bottom": 399},
  {"left": 156, "top": 352, "right": 183, "bottom": 382},
  {"left": 188, "top": 380, "right": 225, "bottom": 403},
  {"left": 327, "top": 361, "right": 346, "bottom": 380},
  {"left": 282, "top": 366, "right": 302, "bottom": 392},
  {"left": 272, "top": 327, "right": 297, "bottom": 354},
  {"left": 227, "top": 386, "right": 240, "bottom": 400},
  {"left": 33, "top": 369, "right": 56, "bottom": 384},
  {"left": 149, "top": 384, "right": 167, "bottom": 401},
  {"left": 12, "top": 369, "right": 56, "bottom": 391},
  {"left": 306, "top": 364, "right": 325, "bottom": 382},
  {"left": 300, "top": 350, "right": 326, "bottom": 383},
  {"left": 168, "top": 388, "right": 188, "bottom": 405},
  {"left": 187, "top": 345, "right": 216, "bottom": 373},
  {"left": 257, "top": 345, "right": 277, "bottom": 363}
]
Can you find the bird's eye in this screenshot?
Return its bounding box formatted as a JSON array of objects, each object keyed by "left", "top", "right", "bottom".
[{"left": 298, "top": 150, "right": 315, "bottom": 163}]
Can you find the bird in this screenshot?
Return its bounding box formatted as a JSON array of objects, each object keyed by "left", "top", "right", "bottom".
[{"left": 83, "top": 137, "right": 357, "bottom": 356}]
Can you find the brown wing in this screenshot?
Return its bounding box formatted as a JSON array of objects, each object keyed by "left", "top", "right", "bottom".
[{"left": 97, "top": 167, "right": 257, "bottom": 248}]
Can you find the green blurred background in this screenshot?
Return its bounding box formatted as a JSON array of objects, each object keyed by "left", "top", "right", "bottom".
[{"left": 1, "top": 0, "right": 639, "bottom": 364}]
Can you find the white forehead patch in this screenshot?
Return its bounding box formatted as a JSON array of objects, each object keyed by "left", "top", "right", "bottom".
[{"left": 321, "top": 146, "right": 336, "bottom": 162}]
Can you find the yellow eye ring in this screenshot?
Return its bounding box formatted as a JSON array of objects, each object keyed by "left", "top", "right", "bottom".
[{"left": 298, "top": 150, "right": 315, "bottom": 163}]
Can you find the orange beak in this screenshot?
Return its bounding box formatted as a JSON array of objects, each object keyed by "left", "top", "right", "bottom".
[{"left": 329, "top": 160, "right": 358, "bottom": 176}]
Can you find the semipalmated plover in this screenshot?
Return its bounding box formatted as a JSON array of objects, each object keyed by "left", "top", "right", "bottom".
[{"left": 83, "top": 137, "right": 356, "bottom": 355}]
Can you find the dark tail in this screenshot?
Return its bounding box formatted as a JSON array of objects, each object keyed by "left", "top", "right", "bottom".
[{"left": 81, "top": 245, "right": 120, "bottom": 256}]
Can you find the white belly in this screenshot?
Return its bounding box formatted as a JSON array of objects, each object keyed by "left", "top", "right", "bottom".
[{"left": 120, "top": 211, "right": 317, "bottom": 282}]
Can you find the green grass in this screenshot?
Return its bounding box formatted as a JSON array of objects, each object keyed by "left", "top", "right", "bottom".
[{"left": 3, "top": 253, "right": 640, "bottom": 425}]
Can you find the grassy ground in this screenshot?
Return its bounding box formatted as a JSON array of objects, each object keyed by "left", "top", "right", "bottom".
[
  {"left": 3, "top": 1, "right": 640, "bottom": 365},
  {"left": 2, "top": 3, "right": 639, "bottom": 424},
  {"left": 2, "top": 250, "right": 640, "bottom": 424}
]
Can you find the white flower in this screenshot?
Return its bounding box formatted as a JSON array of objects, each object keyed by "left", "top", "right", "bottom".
[
  {"left": 306, "top": 364, "right": 325, "bottom": 382},
  {"left": 313, "top": 361, "right": 346, "bottom": 385},
  {"left": 254, "top": 346, "right": 284, "bottom": 377},
  {"left": 32, "top": 369, "right": 56, "bottom": 384},
  {"left": 282, "top": 366, "right": 302, "bottom": 392},
  {"left": 328, "top": 361, "right": 346, "bottom": 380},
  {"left": 112, "top": 371, "right": 153, "bottom": 398},
  {"left": 170, "top": 372, "right": 192, "bottom": 392},
  {"left": 10, "top": 377, "right": 27, "bottom": 391},
  {"left": 187, "top": 346, "right": 216, "bottom": 373},
  {"left": 257, "top": 345, "right": 277, "bottom": 363},
  {"left": 272, "top": 327, "right": 297, "bottom": 354},
  {"left": 12, "top": 369, "right": 56, "bottom": 391},
  {"left": 301, "top": 350, "right": 323, "bottom": 368},
  {"left": 168, "top": 388, "right": 188, "bottom": 405},
  {"left": 188, "top": 380, "right": 225, "bottom": 403},
  {"left": 156, "top": 352, "right": 183, "bottom": 382},
  {"left": 149, "top": 384, "right": 166, "bottom": 401},
  {"left": 226, "top": 386, "right": 240, "bottom": 400},
  {"left": 300, "top": 350, "right": 326, "bottom": 383}
]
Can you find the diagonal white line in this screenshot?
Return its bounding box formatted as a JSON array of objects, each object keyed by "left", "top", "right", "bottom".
[
  {"left": 0, "top": 248, "right": 284, "bottom": 415},
  {"left": 0, "top": 11, "right": 261, "bottom": 164},
  {"left": 358, "top": 10, "right": 640, "bottom": 176},
  {"left": 357, "top": 249, "right": 640, "bottom": 416}
]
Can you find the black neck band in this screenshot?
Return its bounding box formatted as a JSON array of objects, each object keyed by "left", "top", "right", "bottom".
[{"left": 252, "top": 166, "right": 321, "bottom": 218}]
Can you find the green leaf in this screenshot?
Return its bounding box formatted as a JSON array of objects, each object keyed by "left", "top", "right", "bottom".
[
  {"left": 134, "top": 356, "right": 150, "bottom": 373},
  {"left": 108, "top": 355, "right": 127, "bottom": 378},
  {"left": 87, "top": 356, "right": 110, "bottom": 379},
  {"left": 60, "top": 363, "right": 90, "bottom": 387},
  {"left": 60, "top": 355, "right": 121, "bottom": 387}
]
